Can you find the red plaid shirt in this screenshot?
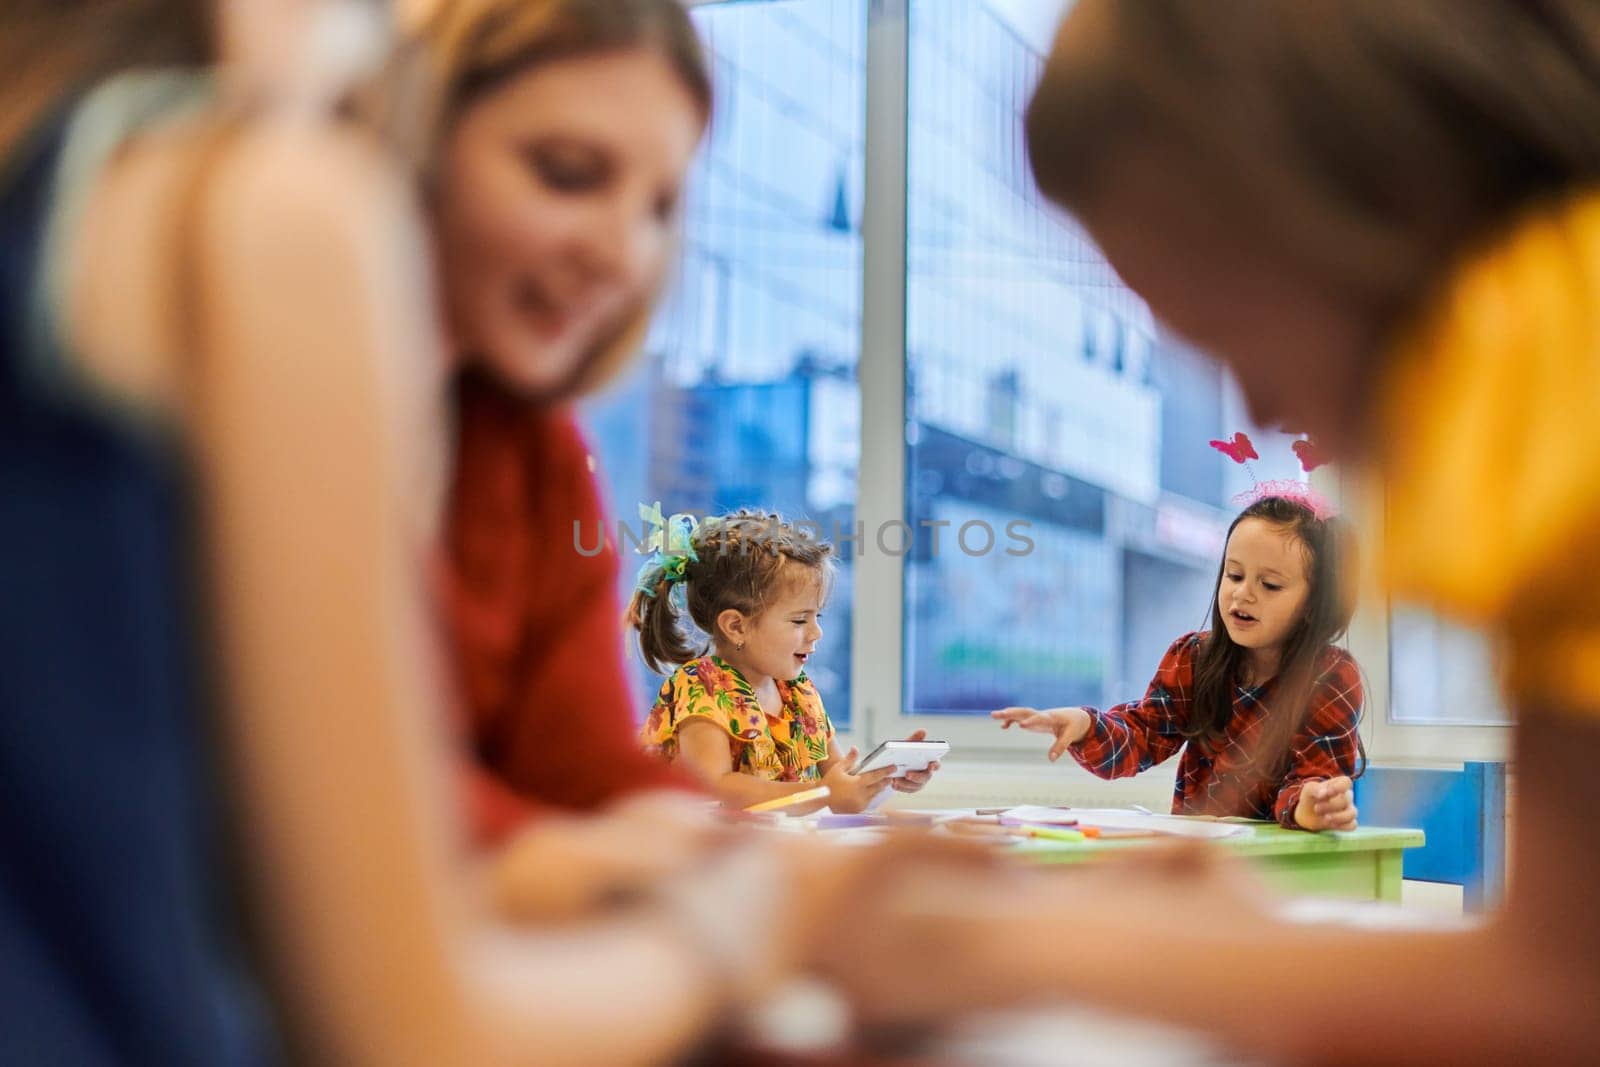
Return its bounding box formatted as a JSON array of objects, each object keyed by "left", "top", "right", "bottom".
[{"left": 1069, "top": 632, "right": 1363, "bottom": 828}]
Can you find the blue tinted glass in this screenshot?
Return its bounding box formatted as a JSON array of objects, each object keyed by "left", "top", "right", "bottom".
[
  {"left": 584, "top": 1, "right": 866, "bottom": 728},
  {"left": 904, "top": 0, "right": 1303, "bottom": 715}
]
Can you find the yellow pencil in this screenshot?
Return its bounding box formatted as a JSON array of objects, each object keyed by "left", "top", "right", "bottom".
[
  {"left": 1022, "top": 826, "right": 1086, "bottom": 842},
  {"left": 743, "top": 786, "right": 831, "bottom": 813}
]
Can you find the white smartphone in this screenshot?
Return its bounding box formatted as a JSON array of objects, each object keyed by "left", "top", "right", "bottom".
[{"left": 853, "top": 739, "right": 950, "bottom": 777}]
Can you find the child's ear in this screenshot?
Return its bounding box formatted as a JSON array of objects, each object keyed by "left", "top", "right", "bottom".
[{"left": 715, "top": 608, "right": 747, "bottom": 645}]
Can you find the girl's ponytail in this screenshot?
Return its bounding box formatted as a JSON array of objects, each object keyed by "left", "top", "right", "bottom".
[{"left": 626, "top": 566, "right": 701, "bottom": 674}]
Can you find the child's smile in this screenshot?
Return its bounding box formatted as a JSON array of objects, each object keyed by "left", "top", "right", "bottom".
[{"left": 723, "top": 574, "right": 826, "bottom": 684}]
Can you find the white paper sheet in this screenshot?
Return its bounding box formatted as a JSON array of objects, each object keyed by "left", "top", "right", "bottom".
[{"left": 1002, "top": 806, "right": 1257, "bottom": 839}]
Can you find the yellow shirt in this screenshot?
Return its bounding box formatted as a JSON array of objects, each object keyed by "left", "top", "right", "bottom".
[
  {"left": 642, "top": 656, "right": 835, "bottom": 781},
  {"left": 1378, "top": 192, "right": 1600, "bottom": 714}
]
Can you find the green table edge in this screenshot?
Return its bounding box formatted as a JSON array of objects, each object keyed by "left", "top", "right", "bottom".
[{"left": 1014, "top": 823, "right": 1426, "bottom": 863}]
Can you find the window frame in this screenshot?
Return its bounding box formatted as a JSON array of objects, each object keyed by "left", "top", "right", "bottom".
[
  {"left": 852, "top": 0, "right": 1083, "bottom": 756},
  {"left": 1337, "top": 471, "right": 1511, "bottom": 764},
  {"left": 845, "top": 0, "right": 909, "bottom": 755}
]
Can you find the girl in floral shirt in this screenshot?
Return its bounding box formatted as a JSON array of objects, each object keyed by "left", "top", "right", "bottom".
[{"left": 631, "top": 510, "right": 938, "bottom": 813}]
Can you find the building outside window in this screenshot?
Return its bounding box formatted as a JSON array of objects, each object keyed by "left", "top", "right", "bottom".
[{"left": 584, "top": 0, "right": 1506, "bottom": 757}]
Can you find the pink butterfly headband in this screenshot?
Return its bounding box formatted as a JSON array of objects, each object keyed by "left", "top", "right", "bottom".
[{"left": 1208, "top": 431, "right": 1339, "bottom": 520}]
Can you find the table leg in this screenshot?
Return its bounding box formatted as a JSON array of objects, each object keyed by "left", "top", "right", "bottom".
[{"left": 1374, "top": 849, "right": 1404, "bottom": 902}]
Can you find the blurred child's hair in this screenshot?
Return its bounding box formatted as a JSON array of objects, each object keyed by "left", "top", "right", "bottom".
[
  {"left": 1, "top": 0, "right": 211, "bottom": 162},
  {"left": 1024, "top": 0, "right": 1600, "bottom": 338},
  {"left": 1191, "top": 496, "right": 1363, "bottom": 772},
  {"left": 627, "top": 510, "right": 834, "bottom": 673}
]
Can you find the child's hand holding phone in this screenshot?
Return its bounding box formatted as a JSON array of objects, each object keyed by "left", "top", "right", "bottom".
[
  {"left": 886, "top": 728, "right": 944, "bottom": 793},
  {"left": 822, "top": 747, "right": 899, "bottom": 812}
]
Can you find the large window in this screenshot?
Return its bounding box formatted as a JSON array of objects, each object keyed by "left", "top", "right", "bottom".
[
  {"left": 902, "top": 0, "right": 1303, "bottom": 717},
  {"left": 586, "top": 0, "right": 1507, "bottom": 760},
  {"left": 585, "top": 0, "right": 866, "bottom": 727},
  {"left": 1389, "top": 610, "right": 1510, "bottom": 726}
]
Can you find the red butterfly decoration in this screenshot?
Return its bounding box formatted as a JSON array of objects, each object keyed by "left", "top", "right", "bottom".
[
  {"left": 1208, "top": 431, "right": 1258, "bottom": 464},
  {"left": 1292, "top": 438, "right": 1331, "bottom": 472}
]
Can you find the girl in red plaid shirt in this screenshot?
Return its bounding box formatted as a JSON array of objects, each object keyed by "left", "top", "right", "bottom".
[{"left": 993, "top": 495, "right": 1364, "bottom": 830}]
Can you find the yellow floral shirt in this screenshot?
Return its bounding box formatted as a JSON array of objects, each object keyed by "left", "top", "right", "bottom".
[
  {"left": 1379, "top": 191, "right": 1600, "bottom": 714},
  {"left": 642, "top": 656, "right": 834, "bottom": 781}
]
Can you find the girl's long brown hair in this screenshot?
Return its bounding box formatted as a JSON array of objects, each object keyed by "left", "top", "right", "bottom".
[{"left": 1190, "top": 497, "right": 1363, "bottom": 781}]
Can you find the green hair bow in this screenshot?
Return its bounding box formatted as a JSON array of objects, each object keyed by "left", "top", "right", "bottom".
[{"left": 633, "top": 501, "right": 699, "bottom": 607}]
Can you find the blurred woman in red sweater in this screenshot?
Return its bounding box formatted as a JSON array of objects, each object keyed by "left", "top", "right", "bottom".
[{"left": 412, "top": 0, "right": 710, "bottom": 853}]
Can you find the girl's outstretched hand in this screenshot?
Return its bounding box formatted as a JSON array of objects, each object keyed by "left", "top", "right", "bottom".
[
  {"left": 990, "top": 706, "right": 1090, "bottom": 761},
  {"left": 1294, "top": 776, "right": 1358, "bottom": 831}
]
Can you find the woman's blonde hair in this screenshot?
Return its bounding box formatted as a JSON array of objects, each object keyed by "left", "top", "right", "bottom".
[{"left": 398, "top": 0, "right": 713, "bottom": 401}]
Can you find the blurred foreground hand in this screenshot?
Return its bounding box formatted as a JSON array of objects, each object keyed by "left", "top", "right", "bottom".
[
  {"left": 487, "top": 790, "right": 729, "bottom": 922},
  {"left": 814, "top": 838, "right": 1279, "bottom": 1032}
]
